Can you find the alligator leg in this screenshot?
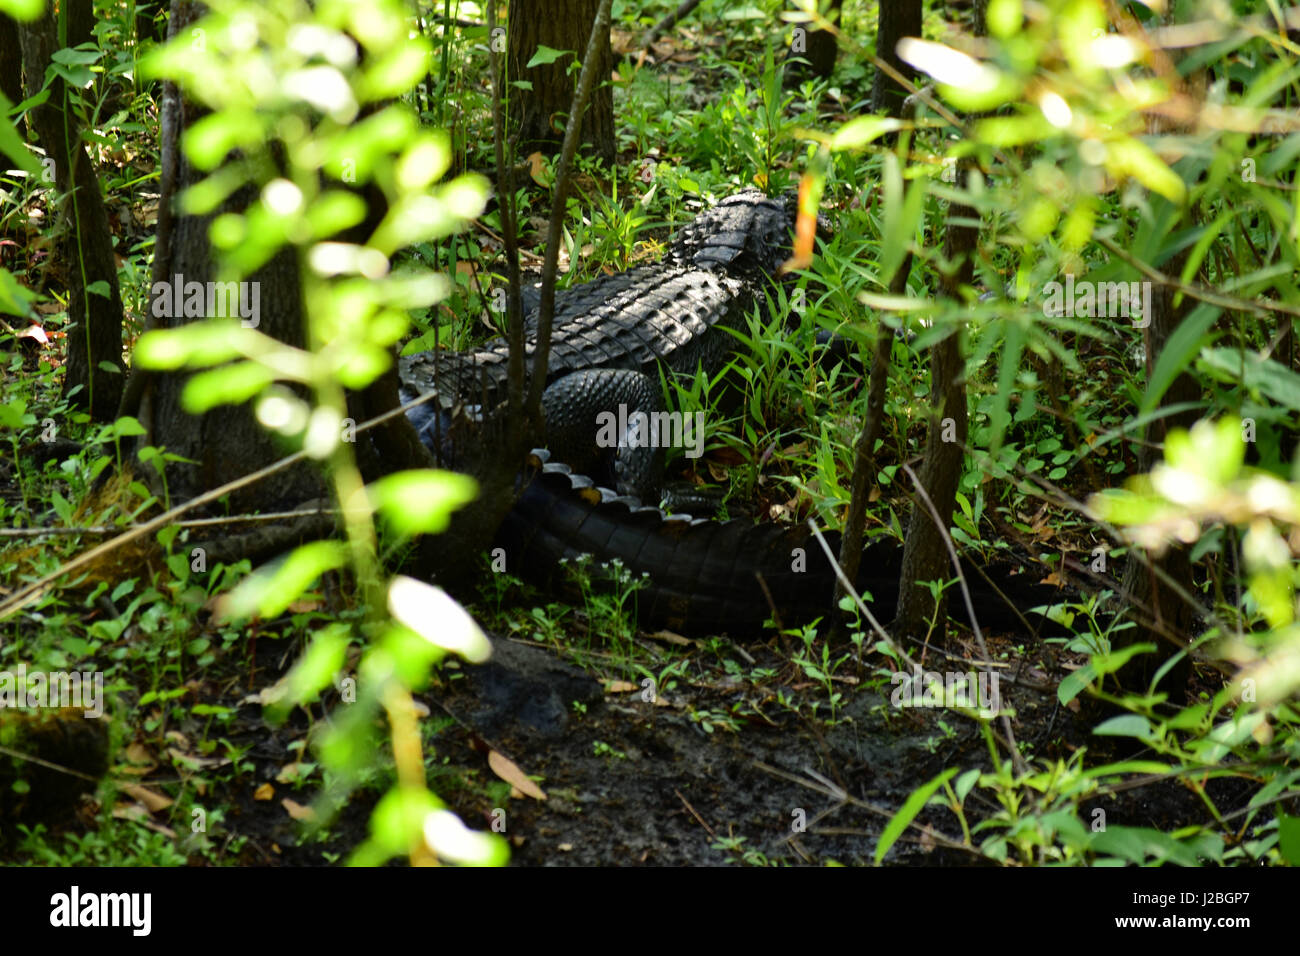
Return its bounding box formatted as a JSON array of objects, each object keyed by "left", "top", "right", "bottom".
[{"left": 540, "top": 367, "right": 667, "bottom": 500}]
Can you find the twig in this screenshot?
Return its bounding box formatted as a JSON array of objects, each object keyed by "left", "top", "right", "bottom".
[
  {"left": 0, "top": 388, "right": 444, "bottom": 624},
  {"left": 674, "top": 788, "right": 716, "bottom": 838},
  {"left": 644, "top": 0, "right": 704, "bottom": 48},
  {"left": 1, "top": 507, "right": 338, "bottom": 538},
  {"left": 525, "top": 0, "right": 615, "bottom": 417},
  {"left": 1097, "top": 234, "right": 1300, "bottom": 320}
]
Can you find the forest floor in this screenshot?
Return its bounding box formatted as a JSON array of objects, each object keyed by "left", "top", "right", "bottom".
[{"left": 57, "top": 594, "right": 1232, "bottom": 868}]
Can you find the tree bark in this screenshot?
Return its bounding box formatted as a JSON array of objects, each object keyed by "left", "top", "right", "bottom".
[
  {"left": 507, "top": 0, "right": 614, "bottom": 165},
  {"left": 893, "top": 190, "right": 975, "bottom": 640},
  {"left": 134, "top": 1, "right": 325, "bottom": 513},
  {"left": 0, "top": 14, "right": 22, "bottom": 107},
  {"left": 1112, "top": 247, "right": 1197, "bottom": 699},
  {"left": 19, "top": 8, "right": 126, "bottom": 421},
  {"left": 870, "top": 0, "right": 922, "bottom": 115},
  {"left": 786, "top": 0, "right": 842, "bottom": 82}
]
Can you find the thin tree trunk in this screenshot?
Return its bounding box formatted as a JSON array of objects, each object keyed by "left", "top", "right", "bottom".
[
  {"left": 19, "top": 8, "right": 126, "bottom": 421},
  {"left": 1112, "top": 246, "right": 1197, "bottom": 699},
  {"left": 134, "top": 1, "right": 323, "bottom": 512},
  {"left": 871, "top": 0, "right": 922, "bottom": 114},
  {"left": 507, "top": 0, "right": 614, "bottom": 164},
  {"left": 786, "top": 0, "right": 842, "bottom": 82},
  {"left": 893, "top": 189, "right": 975, "bottom": 640},
  {"left": 0, "top": 14, "right": 22, "bottom": 107}
]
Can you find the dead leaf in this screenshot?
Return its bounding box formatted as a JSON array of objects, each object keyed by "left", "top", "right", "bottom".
[
  {"left": 276, "top": 762, "right": 311, "bottom": 785},
  {"left": 120, "top": 783, "right": 173, "bottom": 813},
  {"left": 254, "top": 782, "right": 276, "bottom": 801},
  {"left": 527, "top": 151, "right": 548, "bottom": 186},
  {"left": 282, "top": 798, "right": 316, "bottom": 822},
  {"left": 605, "top": 680, "right": 638, "bottom": 693},
  {"left": 646, "top": 629, "right": 691, "bottom": 646},
  {"left": 112, "top": 802, "right": 148, "bottom": 822},
  {"left": 488, "top": 750, "right": 547, "bottom": 801},
  {"left": 167, "top": 748, "right": 230, "bottom": 771}
]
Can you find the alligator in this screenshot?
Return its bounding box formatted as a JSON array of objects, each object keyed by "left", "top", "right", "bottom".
[
  {"left": 496, "top": 450, "right": 1064, "bottom": 636},
  {"left": 399, "top": 190, "right": 1064, "bottom": 637},
  {"left": 398, "top": 188, "right": 798, "bottom": 500}
]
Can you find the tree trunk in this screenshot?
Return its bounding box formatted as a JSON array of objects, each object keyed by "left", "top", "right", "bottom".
[
  {"left": 1112, "top": 247, "right": 1197, "bottom": 699},
  {"left": 19, "top": 8, "right": 126, "bottom": 421},
  {"left": 870, "top": 0, "right": 922, "bottom": 115},
  {"left": 0, "top": 14, "right": 22, "bottom": 107},
  {"left": 134, "top": 1, "right": 325, "bottom": 512},
  {"left": 507, "top": 0, "right": 614, "bottom": 165},
  {"left": 786, "top": 0, "right": 842, "bottom": 82},
  {"left": 893, "top": 189, "right": 975, "bottom": 640}
]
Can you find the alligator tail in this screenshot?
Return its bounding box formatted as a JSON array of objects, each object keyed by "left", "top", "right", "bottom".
[{"left": 495, "top": 451, "right": 1067, "bottom": 638}]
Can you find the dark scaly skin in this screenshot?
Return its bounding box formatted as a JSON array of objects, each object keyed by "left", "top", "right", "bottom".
[
  {"left": 402, "top": 190, "right": 1062, "bottom": 637},
  {"left": 495, "top": 451, "right": 1065, "bottom": 637},
  {"left": 400, "top": 189, "right": 795, "bottom": 496}
]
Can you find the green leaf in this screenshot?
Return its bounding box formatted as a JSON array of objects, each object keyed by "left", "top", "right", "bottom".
[
  {"left": 1278, "top": 813, "right": 1300, "bottom": 866},
  {"left": 1093, "top": 714, "right": 1155, "bottom": 741},
  {"left": 0, "top": 0, "right": 44, "bottom": 20},
  {"left": 1200, "top": 348, "right": 1300, "bottom": 413},
  {"left": 525, "top": 45, "right": 570, "bottom": 69},
  {"left": 183, "top": 111, "right": 265, "bottom": 170},
  {"left": 219, "top": 541, "right": 348, "bottom": 621},
  {"left": 386, "top": 576, "right": 491, "bottom": 663},
  {"left": 181, "top": 361, "right": 277, "bottom": 413},
  {"left": 0, "top": 113, "right": 41, "bottom": 176},
  {"left": 875, "top": 767, "right": 958, "bottom": 865},
  {"left": 49, "top": 62, "right": 94, "bottom": 87},
  {"left": 1090, "top": 825, "right": 1208, "bottom": 866},
  {"left": 266, "top": 623, "right": 352, "bottom": 720},
  {"left": 830, "top": 116, "right": 903, "bottom": 152},
  {"left": 108, "top": 416, "right": 146, "bottom": 438},
  {"left": 1139, "top": 303, "right": 1219, "bottom": 417},
  {"left": 134, "top": 321, "right": 255, "bottom": 370},
  {"left": 1108, "top": 137, "right": 1186, "bottom": 203},
  {"left": 1091, "top": 642, "right": 1157, "bottom": 678},
  {"left": 50, "top": 45, "right": 102, "bottom": 66},
  {"left": 368, "top": 469, "right": 478, "bottom": 536},
  {"left": 1057, "top": 663, "right": 1096, "bottom": 705},
  {"left": 361, "top": 38, "right": 432, "bottom": 98}
]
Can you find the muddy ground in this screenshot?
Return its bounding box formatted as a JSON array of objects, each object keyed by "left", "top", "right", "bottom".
[{"left": 200, "top": 622, "right": 1238, "bottom": 867}]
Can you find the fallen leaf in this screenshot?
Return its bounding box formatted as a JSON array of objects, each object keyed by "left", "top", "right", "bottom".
[
  {"left": 112, "top": 802, "right": 148, "bottom": 822},
  {"left": 527, "top": 151, "right": 548, "bottom": 186},
  {"left": 120, "top": 783, "right": 173, "bottom": 813},
  {"left": 254, "top": 782, "right": 276, "bottom": 801},
  {"left": 646, "top": 629, "right": 691, "bottom": 646},
  {"left": 282, "top": 798, "right": 316, "bottom": 822},
  {"left": 276, "top": 762, "right": 311, "bottom": 785},
  {"left": 605, "top": 680, "right": 638, "bottom": 693},
  {"left": 488, "top": 750, "right": 547, "bottom": 801}
]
